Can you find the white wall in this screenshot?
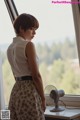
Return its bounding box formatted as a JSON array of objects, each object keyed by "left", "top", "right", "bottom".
[{"left": 0, "top": 58, "right": 5, "bottom": 110}]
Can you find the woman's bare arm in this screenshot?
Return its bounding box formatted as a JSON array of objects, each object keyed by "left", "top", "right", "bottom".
[{"left": 25, "top": 42, "right": 45, "bottom": 103}]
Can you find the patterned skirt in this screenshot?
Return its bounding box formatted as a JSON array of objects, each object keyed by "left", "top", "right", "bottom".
[{"left": 8, "top": 80, "right": 45, "bottom": 120}]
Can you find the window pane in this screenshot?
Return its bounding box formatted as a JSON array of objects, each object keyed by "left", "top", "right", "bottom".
[
  {"left": 13, "top": 0, "right": 80, "bottom": 95},
  {"left": 0, "top": 1, "right": 15, "bottom": 106}
]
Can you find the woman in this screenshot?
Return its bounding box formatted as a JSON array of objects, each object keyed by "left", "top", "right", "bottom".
[{"left": 7, "top": 13, "right": 46, "bottom": 120}]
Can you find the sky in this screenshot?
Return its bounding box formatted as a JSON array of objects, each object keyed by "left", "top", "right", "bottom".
[{"left": 0, "top": 0, "right": 76, "bottom": 45}]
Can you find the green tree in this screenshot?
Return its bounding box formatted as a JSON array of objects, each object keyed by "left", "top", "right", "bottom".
[{"left": 47, "top": 59, "right": 65, "bottom": 88}]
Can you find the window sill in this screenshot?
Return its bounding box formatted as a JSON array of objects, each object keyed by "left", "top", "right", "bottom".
[{"left": 45, "top": 95, "right": 80, "bottom": 107}]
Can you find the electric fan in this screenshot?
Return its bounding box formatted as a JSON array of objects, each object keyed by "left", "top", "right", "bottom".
[{"left": 45, "top": 85, "right": 65, "bottom": 112}]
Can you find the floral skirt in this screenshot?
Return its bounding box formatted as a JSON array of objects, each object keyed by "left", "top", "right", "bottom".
[{"left": 8, "top": 80, "right": 45, "bottom": 120}]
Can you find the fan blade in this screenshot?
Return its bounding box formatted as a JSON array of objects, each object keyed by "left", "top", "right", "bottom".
[{"left": 50, "top": 90, "right": 59, "bottom": 103}]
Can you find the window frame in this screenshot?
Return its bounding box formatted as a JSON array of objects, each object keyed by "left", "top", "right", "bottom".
[
  {"left": 3, "top": 0, "right": 80, "bottom": 107},
  {"left": 4, "top": 0, "right": 18, "bottom": 23},
  {"left": 45, "top": 95, "right": 80, "bottom": 107},
  {"left": 71, "top": 0, "right": 80, "bottom": 64}
]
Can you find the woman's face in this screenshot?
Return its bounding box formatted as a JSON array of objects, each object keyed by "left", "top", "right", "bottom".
[{"left": 19, "top": 27, "right": 36, "bottom": 40}]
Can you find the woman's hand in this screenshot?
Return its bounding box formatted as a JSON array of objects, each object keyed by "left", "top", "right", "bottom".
[{"left": 41, "top": 99, "right": 46, "bottom": 112}]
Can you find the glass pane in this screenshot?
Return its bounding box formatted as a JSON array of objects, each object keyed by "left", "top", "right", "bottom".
[
  {"left": 0, "top": 1, "right": 15, "bottom": 106},
  {"left": 13, "top": 0, "right": 80, "bottom": 95}
]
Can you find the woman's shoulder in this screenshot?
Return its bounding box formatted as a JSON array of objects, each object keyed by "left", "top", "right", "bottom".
[
  {"left": 25, "top": 42, "right": 36, "bottom": 57},
  {"left": 26, "top": 41, "right": 35, "bottom": 50}
]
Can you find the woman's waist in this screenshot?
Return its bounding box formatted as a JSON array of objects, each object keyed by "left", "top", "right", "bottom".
[{"left": 15, "top": 75, "right": 33, "bottom": 81}]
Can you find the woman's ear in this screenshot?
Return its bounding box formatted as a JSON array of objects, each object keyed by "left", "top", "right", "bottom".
[{"left": 19, "top": 26, "right": 24, "bottom": 34}]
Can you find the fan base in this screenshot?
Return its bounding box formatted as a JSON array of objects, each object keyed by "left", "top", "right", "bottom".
[{"left": 50, "top": 107, "right": 65, "bottom": 112}]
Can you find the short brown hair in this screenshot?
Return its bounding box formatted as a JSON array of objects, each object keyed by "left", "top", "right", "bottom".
[{"left": 13, "top": 13, "right": 39, "bottom": 34}]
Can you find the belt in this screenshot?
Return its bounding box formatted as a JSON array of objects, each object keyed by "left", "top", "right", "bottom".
[{"left": 15, "top": 76, "right": 33, "bottom": 81}]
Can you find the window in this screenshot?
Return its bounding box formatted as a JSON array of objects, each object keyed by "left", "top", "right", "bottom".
[{"left": 0, "top": 0, "right": 80, "bottom": 107}]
